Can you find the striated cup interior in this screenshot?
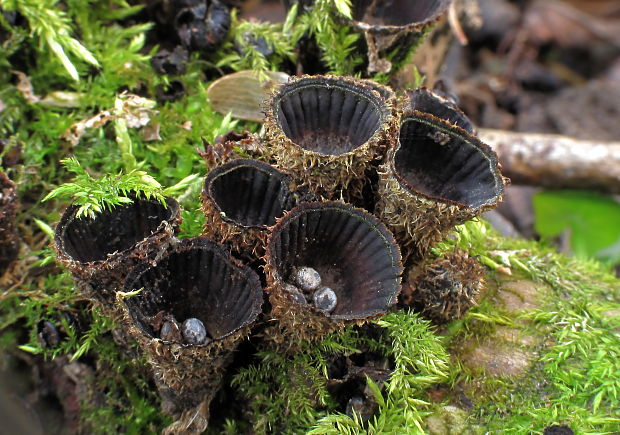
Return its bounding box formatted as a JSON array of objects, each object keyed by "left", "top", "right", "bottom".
[
  {"left": 405, "top": 88, "right": 474, "bottom": 133},
  {"left": 352, "top": 0, "right": 449, "bottom": 27},
  {"left": 57, "top": 198, "right": 177, "bottom": 263},
  {"left": 272, "top": 77, "right": 390, "bottom": 156},
  {"left": 124, "top": 238, "right": 263, "bottom": 342},
  {"left": 394, "top": 113, "right": 503, "bottom": 208},
  {"left": 267, "top": 202, "right": 401, "bottom": 320},
  {"left": 204, "top": 159, "right": 295, "bottom": 228}
]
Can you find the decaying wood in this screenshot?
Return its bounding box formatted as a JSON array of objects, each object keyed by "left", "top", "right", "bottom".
[{"left": 480, "top": 128, "right": 620, "bottom": 193}]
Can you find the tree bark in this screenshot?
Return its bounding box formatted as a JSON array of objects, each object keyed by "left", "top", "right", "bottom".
[{"left": 480, "top": 128, "right": 620, "bottom": 193}]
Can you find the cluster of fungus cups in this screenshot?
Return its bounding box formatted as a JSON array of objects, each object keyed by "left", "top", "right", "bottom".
[
  {"left": 376, "top": 88, "right": 506, "bottom": 263},
  {"left": 0, "top": 171, "right": 19, "bottom": 273},
  {"left": 54, "top": 196, "right": 181, "bottom": 319},
  {"left": 264, "top": 75, "right": 398, "bottom": 200},
  {"left": 264, "top": 201, "right": 403, "bottom": 348},
  {"left": 121, "top": 237, "right": 263, "bottom": 433},
  {"left": 48, "top": 73, "right": 507, "bottom": 430}
]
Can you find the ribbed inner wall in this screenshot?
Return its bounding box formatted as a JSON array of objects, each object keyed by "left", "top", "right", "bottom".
[
  {"left": 63, "top": 200, "right": 172, "bottom": 263},
  {"left": 407, "top": 90, "right": 474, "bottom": 133},
  {"left": 210, "top": 166, "right": 292, "bottom": 227},
  {"left": 352, "top": 0, "right": 443, "bottom": 26},
  {"left": 126, "top": 246, "right": 260, "bottom": 339},
  {"left": 395, "top": 117, "right": 500, "bottom": 207},
  {"left": 277, "top": 82, "right": 383, "bottom": 156},
  {"left": 271, "top": 206, "right": 399, "bottom": 318}
]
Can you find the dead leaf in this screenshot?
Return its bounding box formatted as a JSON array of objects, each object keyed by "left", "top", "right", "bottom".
[
  {"left": 11, "top": 70, "right": 40, "bottom": 103},
  {"left": 63, "top": 110, "right": 115, "bottom": 146},
  {"left": 62, "top": 93, "right": 157, "bottom": 146},
  {"left": 39, "top": 91, "right": 84, "bottom": 108},
  {"left": 207, "top": 70, "right": 289, "bottom": 122},
  {"left": 141, "top": 123, "right": 162, "bottom": 142}
]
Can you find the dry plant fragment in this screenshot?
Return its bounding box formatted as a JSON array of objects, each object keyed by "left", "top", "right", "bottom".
[
  {"left": 480, "top": 128, "right": 620, "bottom": 194},
  {"left": 62, "top": 92, "right": 157, "bottom": 146},
  {"left": 0, "top": 171, "right": 19, "bottom": 273}
]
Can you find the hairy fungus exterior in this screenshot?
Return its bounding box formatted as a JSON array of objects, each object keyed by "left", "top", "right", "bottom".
[
  {"left": 121, "top": 237, "right": 263, "bottom": 431},
  {"left": 0, "top": 171, "right": 19, "bottom": 273},
  {"left": 264, "top": 202, "right": 402, "bottom": 348},
  {"left": 404, "top": 87, "right": 475, "bottom": 133},
  {"left": 349, "top": 0, "right": 452, "bottom": 74},
  {"left": 201, "top": 159, "right": 298, "bottom": 257},
  {"left": 263, "top": 75, "right": 398, "bottom": 200},
  {"left": 376, "top": 105, "right": 506, "bottom": 263},
  {"left": 199, "top": 131, "right": 269, "bottom": 169},
  {"left": 406, "top": 249, "right": 484, "bottom": 323},
  {"left": 54, "top": 197, "right": 181, "bottom": 315}
]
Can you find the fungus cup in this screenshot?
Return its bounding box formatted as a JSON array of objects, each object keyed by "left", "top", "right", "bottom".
[
  {"left": 54, "top": 196, "right": 181, "bottom": 314},
  {"left": 201, "top": 159, "right": 298, "bottom": 257},
  {"left": 0, "top": 171, "right": 19, "bottom": 273},
  {"left": 349, "top": 0, "right": 452, "bottom": 74},
  {"left": 264, "top": 75, "right": 398, "bottom": 200},
  {"left": 404, "top": 87, "right": 475, "bottom": 133},
  {"left": 264, "top": 201, "right": 402, "bottom": 348},
  {"left": 121, "top": 237, "right": 263, "bottom": 433},
  {"left": 404, "top": 249, "right": 485, "bottom": 323},
  {"left": 376, "top": 90, "right": 506, "bottom": 263}
]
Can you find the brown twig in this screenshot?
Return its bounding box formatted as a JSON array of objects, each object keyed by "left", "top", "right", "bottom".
[{"left": 479, "top": 128, "right": 620, "bottom": 193}]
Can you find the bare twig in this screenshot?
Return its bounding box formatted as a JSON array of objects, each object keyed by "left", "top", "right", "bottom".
[{"left": 480, "top": 129, "right": 620, "bottom": 193}]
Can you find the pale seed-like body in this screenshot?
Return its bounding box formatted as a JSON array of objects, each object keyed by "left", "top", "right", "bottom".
[
  {"left": 182, "top": 317, "right": 208, "bottom": 345},
  {"left": 160, "top": 319, "right": 182, "bottom": 343},
  {"left": 294, "top": 266, "right": 321, "bottom": 292},
  {"left": 284, "top": 283, "right": 308, "bottom": 305},
  {"left": 313, "top": 286, "right": 337, "bottom": 313}
]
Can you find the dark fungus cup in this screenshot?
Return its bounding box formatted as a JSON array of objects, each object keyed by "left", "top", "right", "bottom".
[
  {"left": 54, "top": 196, "right": 181, "bottom": 313},
  {"left": 404, "top": 87, "right": 475, "bottom": 133},
  {"left": 264, "top": 74, "right": 397, "bottom": 200},
  {"left": 121, "top": 237, "right": 263, "bottom": 433},
  {"left": 376, "top": 100, "right": 506, "bottom": 263},
  {"left": 349, "top": 0, "right": 452, "bottom": 74},
  {"left": 404, "top": 248, "right": 484, "bottom": 323},
  {"left": 0, "top": 171, "right": 19, "bottom": 273},
  {"left": 201, "top": 159, "right": 298, "bottom": 257},
  {"left": 264, "top": 201, "right": 402, "bottom": 349}
]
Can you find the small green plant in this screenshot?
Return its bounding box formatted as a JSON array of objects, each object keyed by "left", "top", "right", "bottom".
[
  {"left": 216, "top": 8, "right": 297, "bottom": 73},
  {"left": 43, "top": 156, "right": 166, "bottom": 218},
  {"left": 1, "top": 0, "right": 99, "bottom": 81},
  {"left": 294, "top": 0, "right": 363, "bottom": 75}
]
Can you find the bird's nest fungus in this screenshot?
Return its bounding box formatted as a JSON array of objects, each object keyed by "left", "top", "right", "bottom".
[{"left": 54, "top": 76, "right": 507, "bottom": 431}]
